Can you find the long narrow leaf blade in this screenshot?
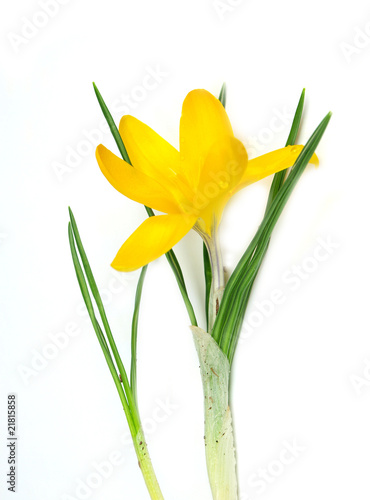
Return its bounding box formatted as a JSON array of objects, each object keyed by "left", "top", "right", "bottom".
[
  {"left": 266, "top": 88, "right": 305, "bottom": 211},
  {"left": 214, "top": 112, "right": 332, "bottom": 353},
  {"left": 203, "top": 243, "right": 212, "bottom": 330},
  {"left": 93, "top": 82, "right": 130, "bottom": 163},
  {"left": 218, "top": 83, "right": 227, "bottom": 108},
  {"left": 131, "top": 265, "right": 148, "bottom": 406},
  {"left": 69, "top": 208, "right": 133, "bottom": 398},
  {"left": 224, "top": 89, "right": 307, "bottom": 360},
  {"left": 68, "top": 222, "right": 137, "bottom": 433}
]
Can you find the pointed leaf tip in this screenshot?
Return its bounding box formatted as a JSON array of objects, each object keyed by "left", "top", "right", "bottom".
[{"left": 218, "top": 83, "right": 226, "bottom": 108}]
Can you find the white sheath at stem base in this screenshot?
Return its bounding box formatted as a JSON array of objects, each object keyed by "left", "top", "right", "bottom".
[{"left": 192, "top": 327, "right": 238, "bottom": 500}]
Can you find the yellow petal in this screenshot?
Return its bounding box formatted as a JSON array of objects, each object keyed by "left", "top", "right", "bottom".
[
  {"left": 195, "top": 136, "right": 248, "bottom": 233},
  {"left": 96, "top": 145, "right": 181, "bottom": 214},
  {"left": 179, "top": 89, "right": 234, "bottom": 188},
  {"left": 111, "top": 214, "right": 197, "bottom": 272},
  {"left": 234, "top": 145, "right": 319, "bottom": 193},
  {"left": 119, "top": 115, "right": 194, "bottom": 206},
  {"left": 119, "top": 115, "right": 181, "bottom": 179}
]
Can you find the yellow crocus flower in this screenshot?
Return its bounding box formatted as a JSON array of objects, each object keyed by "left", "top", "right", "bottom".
[{"left": 96, "top": 89, "right": 318, "bottom": 272}]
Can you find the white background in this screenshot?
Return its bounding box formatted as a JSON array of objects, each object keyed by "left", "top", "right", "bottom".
[{"left": 1, "top": 0, "right": 369, "bottom": 499}]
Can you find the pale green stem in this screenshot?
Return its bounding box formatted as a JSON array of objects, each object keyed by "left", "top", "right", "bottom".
[
  {"left": 133, "top": 428, "right": 165, "bottom": 500},
  {"left": 192, "top": 326, "right": 238, "bottom": 500},
  {"left": 194, "top": 224, "right": 225, "bottom": 330}
]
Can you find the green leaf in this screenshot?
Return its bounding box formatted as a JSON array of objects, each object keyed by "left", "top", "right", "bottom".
[
  {"left": 203, "top": 243, "right": 212, "bottom": 331},
  {"left": 227, "top": 89, "right": 305, "bottom": 363},
  {"left": 266, "top": 88, "right": 305, "bottom": 212},
  {"left": 213, "top": 110, "right": 332, "bottom": 360},
  {"left": 68, "top": 220, "right": 138, "bottom": 436},
  {"left": 212, "top": 89, "right": 306, "bottom": 359},
  {"left": 218, "top": 83, "right": 227, "bottom": 108},
  {"left": 93, "top": 82, "right": 130, "bottom": 163},
  {"left": 131, "top": 265, "right": 148, "bottom": 406},
  {"left": 69, "top": 207, "right": 135, "bottom": 404},
  {"left": 165, "top": 249, "right": 198, "bottom": 326},
  {"left": 225, "top": 89, "right": 306, "bottom": 362},
  {"left": 222, "top": 89, "right": 307, "bottom": 363}
]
